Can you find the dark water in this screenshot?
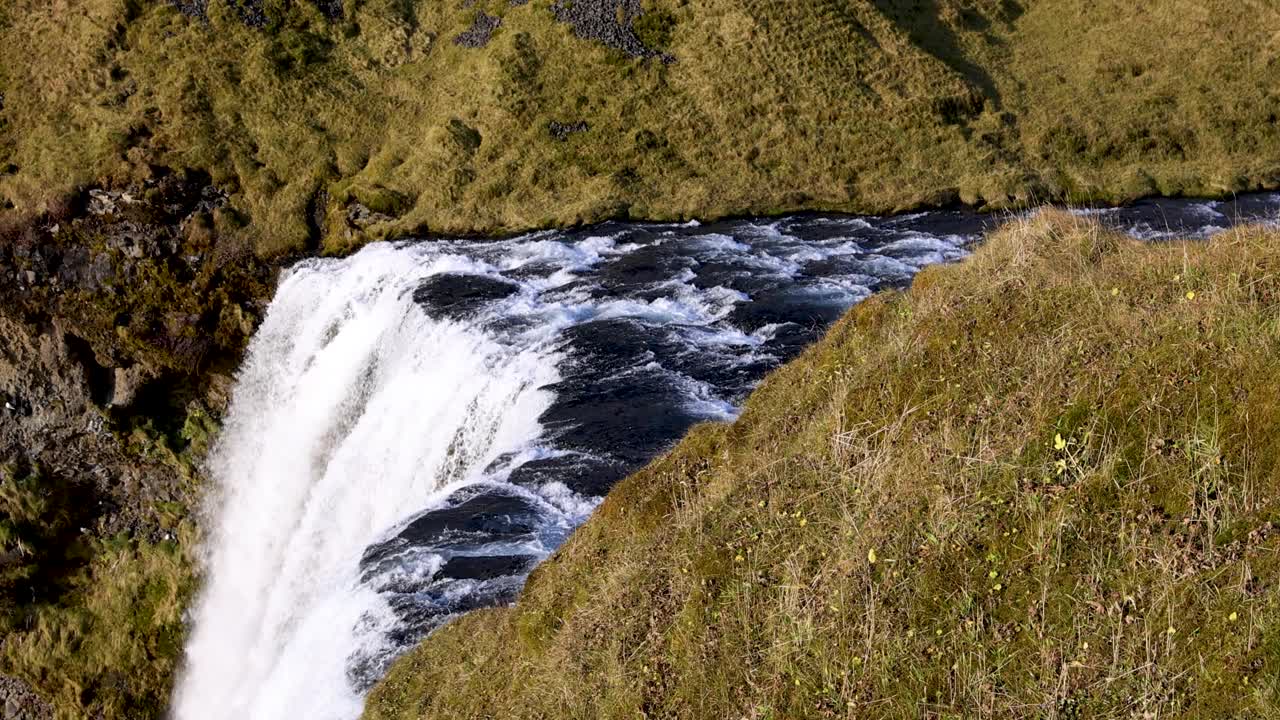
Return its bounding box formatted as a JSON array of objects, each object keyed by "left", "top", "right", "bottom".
[{"left": 352, "top": 192, "right": 1280, "bottom": 684}]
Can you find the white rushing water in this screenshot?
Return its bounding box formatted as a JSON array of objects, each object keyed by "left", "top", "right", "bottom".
[{"left": 172, "top": 245, "right": 560, "bottom": 720}]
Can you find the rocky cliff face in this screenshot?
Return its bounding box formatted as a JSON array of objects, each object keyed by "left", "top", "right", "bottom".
[
  {"left": 0, "top": 172, "right": 275, "bottom": 718},
  {"left": 0, "top": 169, "right": 271, "bottom": 527}
]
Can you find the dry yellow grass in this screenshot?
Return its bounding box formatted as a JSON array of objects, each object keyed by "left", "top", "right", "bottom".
[
  {"left": 1, "top": 0, "right": 1277, "bottom": 255},
  {"left": 366, "top": 214, "right": 1280, "bottom": 719}
]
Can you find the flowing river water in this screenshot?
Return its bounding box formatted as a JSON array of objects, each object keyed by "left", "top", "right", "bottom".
[{"left": 172, "top": 195, "right": 1280, "bottom": 720}]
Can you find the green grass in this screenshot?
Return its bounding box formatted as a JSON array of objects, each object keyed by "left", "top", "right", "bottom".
[
  {"left": 2, "top": 0, "right": 1278, "bottom": 256},
  {"left": 0, "top": 417, "right": 208, "bottom": 719},
  {"left": 364, "top": 214, "right": 1280, "bottom": 719},
  {"left": 2, "top": 532, "right": 195, "bottom": 720}
]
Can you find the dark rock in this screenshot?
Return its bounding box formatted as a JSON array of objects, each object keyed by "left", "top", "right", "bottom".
[
  {"left": 310, "top": 0, "right": 343, "bottom": 20},
  {"left": 506, "top": 453, "right": 629, "bottom": 498},
  {"left": 439, "top": 553, "right": 539, "bottom": 581},
  {"left": 168, "top": 0, "right": 208, "bottom": 20},
  {"left": 350, "top": 484, "right": 545, "bottom": 689},
  {"left": 55, "top": 245, "right": 116, "bottom": 292},
  {"left": 87, "top": 189, "right": 118, "bottom": 215},
  {"left": 550, "top": 0, "right": 668, "bottom": 59},
  {"left": 0, "top": 169, "right": 271, "bottom": 539},
  {"left": 411, "top": 273, "right": 519, "bottom": 319},
  {"left": 170, "top": 0, "right": 342, "bottom": 24},
  {"left": 548, "top": 120, "right": 590, "bottom": 141},
  {"left": 454, "top": 11, "right": 502, "bottom": 48},
  {"left": 233, "top": 1, "right": 269, "bottom": 29},
  {"left": 726, "top": 286, "right": 851, "bottom": 335},
  {"left": 360, "top": 484, "right": 544, "bottom": 567}
]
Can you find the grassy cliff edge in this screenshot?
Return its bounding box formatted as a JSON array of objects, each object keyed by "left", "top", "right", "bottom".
[{"left": 366, "top": 212, "right": 1280, "bottom": 718}]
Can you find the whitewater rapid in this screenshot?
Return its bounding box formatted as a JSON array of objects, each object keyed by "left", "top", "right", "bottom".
[{"left": 173, "top": 193, "right": 1280, "bottom": 720}]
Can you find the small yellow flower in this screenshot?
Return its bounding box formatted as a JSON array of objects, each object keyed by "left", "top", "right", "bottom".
[
  {"left": 734, "top": 554, "right": 744, "bottom": 563},
  {"left": 1111, "top": 287, "right": 1120, "bottom": 296},
  {"left": 988, "top": 570, "right": 998, "bottom": 579},
  {"left": 1186, "top": 291, "right": 1196, "bottom": 300},
  {"left": 798, "top": 518, "right": 808, "bottom": 527},
  {"left": 1166, "top": 626, "right": 1176, "bottom": 635},
  {"left": 867, "top": 548, "right": 878, "bottom": 565},
  {"left": 1228, "top": 611, "right": 1238, "bottom": 622},
  {"left": 1054, "top": 433, "right": 1067, "bottom": 451}
]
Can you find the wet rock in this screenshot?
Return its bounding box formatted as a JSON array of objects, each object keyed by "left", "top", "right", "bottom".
[
  {"left": 726, "top": 286, "right": 850, "bottom": 334},
  {"left": 506, "top": 453, "right": 629, "bottom": 498},
  {"left": 454, "top": 11, "right": 501, "bottom": 47},
  {"left": 361, "top": 484, "right": 544, "bottom": 568},
  {"left": 350, "top": 484, "right": 544, "bottom": 689},
  {"left": 439, "top": 553, "right": 538, "bottom": 581},
  {"left": 411, "top": 273, "right": 519, "bottom": 319},
  {"left": 538, "top": 319, "right": 710, "bottom": 464}
]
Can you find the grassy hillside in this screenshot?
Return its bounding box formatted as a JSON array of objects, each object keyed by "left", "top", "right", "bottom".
[
  {"left": 365, "top": 213, "right": 1280, "bottom": 719},
  {"left": 1, "top": 0, "right": 1278, "bottom": 255}
]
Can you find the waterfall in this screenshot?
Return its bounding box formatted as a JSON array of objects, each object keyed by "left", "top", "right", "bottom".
[
  {"left": 172, "top": 193, "right": 1280, "bottom": 719},
  {"left": 172, "top": 244, "right": 561, "bottom": 720}
]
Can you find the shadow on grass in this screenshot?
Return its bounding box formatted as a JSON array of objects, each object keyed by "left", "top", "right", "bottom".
[{"left": 871, "top": 0, "right": 1023, "bottom": 107}]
